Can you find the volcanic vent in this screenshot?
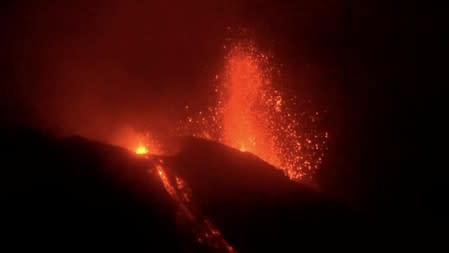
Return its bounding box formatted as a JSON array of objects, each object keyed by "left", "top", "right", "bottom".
[
  {"left": 115, "top": 41, "right": 333, "bottom": 251},
  {"left": 178, "top": 41, "right": 328, "bottom": 181}
]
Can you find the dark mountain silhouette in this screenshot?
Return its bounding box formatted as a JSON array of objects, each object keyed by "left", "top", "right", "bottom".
[
  {"left": 165, "top": 137, "right": 364, "bottom": 251},
  {"left": 1, "top": 127, "right": 201, "bottom": 252},
  {"left": 2, "top": 127, "right": 364, "bottom": 252}
]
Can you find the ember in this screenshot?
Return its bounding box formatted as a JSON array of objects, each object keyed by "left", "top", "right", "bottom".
[{"left": 180, "top": 41, "right": 328, "bottom": 181}]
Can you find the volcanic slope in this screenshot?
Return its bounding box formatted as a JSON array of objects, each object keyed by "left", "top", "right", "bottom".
[
  {"left": 2, "top": 128, "right": 362, "bottom": 252},
  {"left": 165, "top": 137, "right": 362, "bottom": 251}
]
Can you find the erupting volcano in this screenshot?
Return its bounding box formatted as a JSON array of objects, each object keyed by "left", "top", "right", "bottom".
[
  {"left": 181, "top": 41, "right": 328, "bottom": 181},
  {"left": 1, "top": 0, "right": 418, "bottom": 251},
  {"left": 116, "top": 41, "right": 329, "bottom": 251}
]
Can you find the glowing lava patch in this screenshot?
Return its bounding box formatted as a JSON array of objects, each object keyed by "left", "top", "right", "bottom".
[{"left": 135, "top": 144, "right": 149, "bottom": 155}]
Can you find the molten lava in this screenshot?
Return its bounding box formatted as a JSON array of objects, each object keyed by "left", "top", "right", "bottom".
[
  {"left": 135, "top": 144, "right": 148, "bottom": 155},
  {"left": 220, "top": 44, "right": 281, "bottom": 167},
  {"left": 113, "top": 40, "right": 327, "bottom": 251},
  {"left": 180, "top": 41, "right": 328, "bottom": 181},
  {"left": 152, "top": 159, "right": 236, "bottom": 252}
]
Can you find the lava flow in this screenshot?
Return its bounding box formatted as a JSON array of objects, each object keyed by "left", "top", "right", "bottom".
[
  {"left": 120, "top": 40, "right": 327, "bottom": 252},
  {"left": 181, "top": 42, "right": 328, "bottom": 181},
  {"left": 130, "top": 143, "right": 236, "bottom": 252},
  {"left": 153, "top": 160, "right": 236, "bottom": 253}
]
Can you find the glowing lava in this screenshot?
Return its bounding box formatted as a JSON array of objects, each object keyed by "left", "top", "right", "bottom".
[
  {"left": 131, "top": 133, "right": 161, "bottom": 156},
  {"left": 181, "top": 41, "right": 328, "bottom": 181},
  {"left": 135, "top": 144, "right": 149, "bottom": 155},
  {"left": 219, "top": 44, "right": 281, "bottom": 167},
  {"left": 113, "top": 41, "right": 325, "bottom": 252},
  {"left": 218, "top": 43, "right": 328, "bottom": 181},
  {"left": 152, "top": 160, "right": 236, "bottom": 252}
]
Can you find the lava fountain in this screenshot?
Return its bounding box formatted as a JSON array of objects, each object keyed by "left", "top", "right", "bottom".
[
  {"left": 117, "top": 40, "right": 327, "bottom": 251},
  {"left": 218, "top": 43, "right": 328, "bottom": 181},
  {"left": 220, "top": 44, "right": 281, "bottom": 165},
  {"left": 181, "top": 41, "right": 327, "bottom": 181}
]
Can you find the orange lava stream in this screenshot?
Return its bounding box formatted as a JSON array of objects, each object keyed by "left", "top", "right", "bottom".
[
  {"left": 126, "top": 142, "right": 235, "bottom": 251},
  {"left": 153, "top": 159, "right": 236, "bottom": 252}
]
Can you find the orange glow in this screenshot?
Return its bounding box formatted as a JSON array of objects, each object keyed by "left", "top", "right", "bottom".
[
  {"left": 180, "top": 42, "right": 328, "bottom": 181},
  {"left": 135, "top": 144, "right": 149, "bottom": 155},
  {"left": 110, "top": 127, "right": 162, "bottom": 156},
  {"left": 220, "top": 44, "right": 281, "bottom": 168},
  {"left": 219, "top": 43, "right": 328, "bottom": 181},
  {"left": 153, "top": 161, "right": 236, "bottom": 252}
]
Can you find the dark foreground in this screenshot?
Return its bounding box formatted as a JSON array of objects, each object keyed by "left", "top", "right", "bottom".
[{"left": 2, "top": 127, "right": 371, "bottom": 252}]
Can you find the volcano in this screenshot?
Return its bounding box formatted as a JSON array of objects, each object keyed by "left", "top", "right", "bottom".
[{"left": 2, "top": 127, "right": 362, "bottom": 252}]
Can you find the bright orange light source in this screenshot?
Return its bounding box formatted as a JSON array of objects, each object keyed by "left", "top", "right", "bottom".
[
  {"left": 178, "top": 42, "right": 328, "bottom": 181},
  {"left": 135, "top": 144, "right": 148, "bottom": 155}
]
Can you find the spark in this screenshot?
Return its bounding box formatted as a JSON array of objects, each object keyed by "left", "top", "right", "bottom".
[{"left": 178, "top": 41, "right": 328, "bottom": 181}]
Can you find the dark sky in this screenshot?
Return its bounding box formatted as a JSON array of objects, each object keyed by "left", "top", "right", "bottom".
[
  {"left": 1, "top": 0, "right": 235, "bottom": 136},
  {"left": 1, "top": 0, "right": 352, "bottom": 136},
  {"left": 1, "top": 0, "right": 421, "bottom": 217}
]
